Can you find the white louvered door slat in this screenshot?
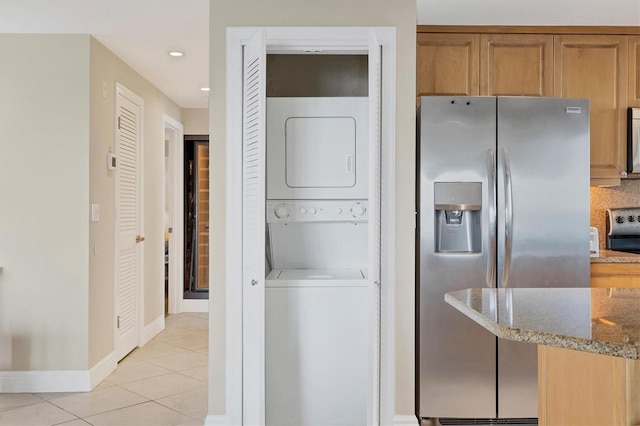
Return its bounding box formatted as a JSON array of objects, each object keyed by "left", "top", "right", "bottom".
[
  {"left": 368, "top": 29, "right": 382, "bottom": 426},
  {"left": 115, "top": 91, "right": 141, "bottom": 361},
  {"left": 242, "top": 30, "right": 267, "bottom": 425}
]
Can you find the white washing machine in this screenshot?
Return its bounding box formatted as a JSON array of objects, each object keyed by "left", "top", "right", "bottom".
[
  {"left": 265, "top": 96, "right": 371, "bottom": 425},
  {"left": 265, "top": 199, "right": 370, "bottom": 425}
]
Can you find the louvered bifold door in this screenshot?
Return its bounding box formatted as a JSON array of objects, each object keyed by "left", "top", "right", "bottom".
[
  {"left": 367, "top": 30, "right": 383, "bottom": 425},
  {"left": 115, "top": 92, "right": 141, "bottom": 361},
  {"left": 241, "top": 29, "right": 267, "bottom": 425}
]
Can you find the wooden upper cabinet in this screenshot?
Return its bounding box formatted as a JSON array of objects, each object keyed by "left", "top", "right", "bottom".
[
  {"left": 417, "top": 33, "right": 479, "bottom": 97},
  {"left": 630, "top": 36, "right": 640, "bottom": 107},
  {"left": 480, "top": 34, "right": 553, "bottom": 96},
  {"left": 554, "top": 35, "right": 628, "bottom": 181}
]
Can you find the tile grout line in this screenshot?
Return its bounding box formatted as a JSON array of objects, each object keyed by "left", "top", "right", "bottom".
[{"left": 45, "top": 398, "right": 83, "bottom": 426}]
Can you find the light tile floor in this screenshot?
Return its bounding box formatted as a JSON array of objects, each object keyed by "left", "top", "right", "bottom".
[{"left": 0, "top": 312, "right": 209, "bottom": 426}]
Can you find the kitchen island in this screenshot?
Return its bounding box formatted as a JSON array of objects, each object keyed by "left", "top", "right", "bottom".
[{"left": 446, "top": 288, "right": 640, "bottom": 425}]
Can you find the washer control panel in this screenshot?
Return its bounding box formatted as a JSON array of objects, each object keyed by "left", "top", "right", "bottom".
[{"left": 267, "top": 200, "right": 368, "bottom": 223}]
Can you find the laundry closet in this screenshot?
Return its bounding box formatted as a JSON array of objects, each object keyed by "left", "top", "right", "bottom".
[
  {"left": 226, "top": 27, "right": 394, "bottom": 426},
  {"left": 265, "top": 54, "right": 370, "bottom": 425}
]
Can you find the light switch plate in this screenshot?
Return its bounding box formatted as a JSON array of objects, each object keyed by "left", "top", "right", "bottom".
[
  {"left": 107, "top": 153, "right": 117, "bottom": 170},
  {"left": 91, "top": 204, "right": 100, "bottom": 222}
]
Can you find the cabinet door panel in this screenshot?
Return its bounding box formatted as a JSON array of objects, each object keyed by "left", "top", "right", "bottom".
[
  {"left": 554, "top": 35, "right": 628, "bottom": 180},
  {"left": 417, "top": 33, "right": 479, "bottom": 97},
  {"left": 480, "top": 34, "right": 553, "bottom": 96},
  {"left": 630, "top": 36, "right": 640, "bottom": 107}
]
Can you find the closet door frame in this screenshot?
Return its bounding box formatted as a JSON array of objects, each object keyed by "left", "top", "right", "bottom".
[{"left": 224, "top": 26, "right": 397, "bottom": 426}]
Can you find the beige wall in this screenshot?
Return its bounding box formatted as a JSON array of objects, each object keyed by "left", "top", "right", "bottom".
[
  {"left": 0, "top": 33, "right": 181, "bottom": 373},
  {"left": 182, "top": 108, "right": 209, "bottom": 135},
  {"left": 418, "top": 0, "right": 640, "bottom": 25},
  {"left": 89, "top": 37, "right": 182, "bottom": 366},
  {"left": 0, "top": 34, "right": 90, "bottom": 370},
  {"left": 209, "top": 0, "right": 416, "bottom": 416}
]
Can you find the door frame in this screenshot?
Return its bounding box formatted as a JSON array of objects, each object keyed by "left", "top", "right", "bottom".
[
  {"left": 163, "top": 114, "right": 184, "bottom": 314},
  {"left": 114, "top": 82, "right": 145, "bottom": 360},
  {"left": 222, "top": 26, "right": 397, "bottom": 426}
]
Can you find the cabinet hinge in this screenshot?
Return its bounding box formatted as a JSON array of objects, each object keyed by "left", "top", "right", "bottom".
[{"left": 117, "top": 315, "right": 120, "bottom": 329}]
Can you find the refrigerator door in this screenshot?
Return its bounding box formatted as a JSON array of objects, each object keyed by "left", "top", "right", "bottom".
[
  {"left": 417, "top": 96, "right": 497, "bottom": 418},
  {"left": 496, "top": 97, "right": 590, "bottom": 418}
]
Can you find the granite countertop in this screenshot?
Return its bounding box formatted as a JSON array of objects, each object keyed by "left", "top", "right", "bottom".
[
  {"left": 445, "top": 287, "right": 640, "bottom": 359},
  {"left": 591, "top": 249, "right": 640, "bottom": 263}
]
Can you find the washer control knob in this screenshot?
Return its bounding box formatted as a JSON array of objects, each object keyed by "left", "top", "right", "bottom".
[
  {"left": 351, "top": 205, "right": 366, "bottom": 217},
  {"left": 274, "top": 205, "right": 290, "bottom": 219},
  {"left": 299, "top": 207, "right": 307, "bottom": 215},
  {"left": 336, "top": 208, "right": 343, "bottom": 214},
  {"left": 616, "top": 216, "right": 625, "bottom": 224},
  {"left": 309, "top": 207, "right": 317, "bottom": 215},
  {"left": 629, "top": 215, "right": 636, "bottom": 223}
]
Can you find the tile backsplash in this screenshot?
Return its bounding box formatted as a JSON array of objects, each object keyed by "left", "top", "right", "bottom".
[{"left": 591, "top": 179, "right": 640, "bottom": 248}]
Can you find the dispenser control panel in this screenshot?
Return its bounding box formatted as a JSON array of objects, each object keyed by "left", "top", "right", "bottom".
[{"left": 267, "top": 200, "right": 368, "bottom": 223}]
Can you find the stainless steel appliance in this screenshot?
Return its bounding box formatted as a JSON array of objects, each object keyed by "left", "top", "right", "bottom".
[
  {"left": 606, "top": 207, "right": 640, "bottom": 253},
  {"left": 416, "top": 96, "right": 591, "bottom": 424}
]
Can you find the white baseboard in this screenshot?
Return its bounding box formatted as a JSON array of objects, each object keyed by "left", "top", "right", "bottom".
[
  {"left": 89, "top": 351, "right": 116, "bottom": 389},
  {"left": 140, "top": 314, "right": 165, "bottom": 346},
  {"left": 181, "top": 298, "right": 208, "bottom": 313},
  {"left": 204, "top": 414, "right": 231, "bottom": 425},
  {"left": 0, "top": 350, "right": 122, "bottom": 393},
  {"left": 394, "top": 414, "right": 419, "bottom": 425},
  {"left": 205, "top": 414, "right": 416, "bottom": 426},
  {"left": 0, "top": 370, "right": 90, "bottom": 393}
]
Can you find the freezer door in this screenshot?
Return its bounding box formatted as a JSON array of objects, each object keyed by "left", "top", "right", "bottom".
[
  {"left": 417, "top": 96, "right": 497, "bottom": 418},
  {"left": 496, "top": 97, "right": 590, "bottom": 418}
]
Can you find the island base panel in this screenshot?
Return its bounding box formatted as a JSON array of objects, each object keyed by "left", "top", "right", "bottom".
[{"left": 538, "top": 345, "right": 640, "bottom": 425}]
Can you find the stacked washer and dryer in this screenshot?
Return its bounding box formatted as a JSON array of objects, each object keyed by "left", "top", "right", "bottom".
[{"left": 264, "top": 96, "right": 370, "bottom": 425}]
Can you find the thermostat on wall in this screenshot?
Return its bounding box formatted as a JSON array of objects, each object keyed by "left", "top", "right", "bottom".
[{"left": 107, "top": 153, "right": 117, "bottom": 170}]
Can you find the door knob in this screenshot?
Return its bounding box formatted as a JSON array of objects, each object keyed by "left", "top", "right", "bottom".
[{"left": 136, "top": 235, "right": 145, "bottom": 243}]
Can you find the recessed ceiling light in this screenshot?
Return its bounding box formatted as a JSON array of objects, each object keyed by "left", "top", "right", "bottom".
[
  {"left": 168, "top": 51, "right": 184, "bottom": 57},
  {"left": 200, "top": 87, "right": 210, "bottom": 92}
]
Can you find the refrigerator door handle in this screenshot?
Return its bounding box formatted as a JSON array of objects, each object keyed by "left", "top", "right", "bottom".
[
  {"left": 486, "top": 149, "right": 497, "bottom": 288},
  {"left": 501, "top": 147, "right": 513, "bottom": 288}
]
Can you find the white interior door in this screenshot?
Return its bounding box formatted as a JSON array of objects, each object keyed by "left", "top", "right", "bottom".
[
  {"left": 367, "top": 30, "right": 382, "bottom": 425},
  {"left": 163, "top": 115, "right": 184, "bottom": 315},
  {"left": 115, "top": 85, "right": 143, "bottom": 361},
  {"left": 241, "top": 29, "right": 267, "bottom": 425}
]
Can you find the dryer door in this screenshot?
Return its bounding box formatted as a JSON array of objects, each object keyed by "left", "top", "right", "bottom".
[
  {"left": 285, "top": 116, "right": 356, "bottom": 188},
  {"left": 266, "top": 97, "right": 368, "bottom": 199}
]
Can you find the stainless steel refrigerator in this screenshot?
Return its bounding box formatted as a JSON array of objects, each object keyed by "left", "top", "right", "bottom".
[{"left": 416, "top": 96, "right": 590, "bottom": 423}]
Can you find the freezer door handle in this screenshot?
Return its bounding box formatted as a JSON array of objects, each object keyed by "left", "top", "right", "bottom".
[
  {"left": 501, "top": 147, "right": 513, "bottom": 288},
  {"left": 486, "top": 149, "right": 497, "bottom": 288}
]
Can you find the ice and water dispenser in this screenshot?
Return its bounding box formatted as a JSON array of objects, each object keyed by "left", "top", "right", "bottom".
[{"left": 434, "top": 182, "right": 482, "bottom": 253}]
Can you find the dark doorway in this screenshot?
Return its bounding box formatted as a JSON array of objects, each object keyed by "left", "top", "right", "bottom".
[{"left": 184, "top": 135, "right": 209, "bottom": 299}]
